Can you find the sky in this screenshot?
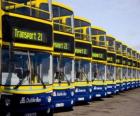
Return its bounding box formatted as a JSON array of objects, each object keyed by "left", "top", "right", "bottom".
[{"left": 57, "top": 0, "right": 140, "bottom": 51}]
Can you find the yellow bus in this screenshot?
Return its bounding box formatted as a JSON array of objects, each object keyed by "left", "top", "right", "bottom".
[
  {"left": 115, "top": 40, "right": 124, "bottom": 92},
  {"left": 91, "top": 26, "right": 107, "bottom": 98},
  {"left": 106, "top": 35, "right": 116, "bottom": 95},
  {"left": 74, "top": 16, "right": 92, "bottom": 103},
  {"left": 127, "top": 47, "right": 133, "bottom": 89},
  {"left": 131, "top": 49, "right": 137, "bottom": 88},
  {"left": 122, "top": 43, "right": 128, "bottom": 90},
  {"left": 51, "top": 1, "right": 75, "bottom": 109},
  {"left": 135, "top": 51, "right": 139, "bottom": 87},
  {"left": 0, "top": 0, "right": 53, "bottom": 115}
]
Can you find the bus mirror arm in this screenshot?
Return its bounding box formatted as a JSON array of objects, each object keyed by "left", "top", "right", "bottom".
[{"left": 14, "top": 70, "right": 30, "bottom": 89}]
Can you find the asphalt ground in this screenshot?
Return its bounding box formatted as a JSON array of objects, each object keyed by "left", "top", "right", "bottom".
[{"left": 54, "top": 88, "right": 140, "bottom": 116}]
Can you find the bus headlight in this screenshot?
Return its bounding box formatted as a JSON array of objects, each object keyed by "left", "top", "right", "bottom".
[
  {"left": 53, "top": 92, "right": 56, "bottom": 97},
  {"left": 71, "top": 100, "right": 74, "bottom": 105},
  {"left": 89, "top": 88, "right": 92, "bottom": 92},
  {"left": 71, "top": 91, "right": 74, "bottom": 96},
  {"left": 5, "top": 98, "right": 11, "bottom": 106},
  {"left": 75, "top": 88, "right": 78, "bottom": 93},
  {"left": 47, "top": 96, "right": 52, "bottom": 103}
]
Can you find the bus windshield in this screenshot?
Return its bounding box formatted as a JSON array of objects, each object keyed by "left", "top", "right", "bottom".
[
  {"left": 115, "top": 67, "right": 122, "bottom": 80},
  {"left": 2, "top": 49, "right": 52, "bottom": 87},
  {"left": 122, "top": 67, "right": 127, "bottom": 79},
  {"left": 128, "top": 68, "right": 132, "bottom": 79},
  {"left": 92, "top": 63, "right": 105, "bottom": 81},
  {"left": 75, "top": 60, "right": 90, "bottom": 82},
  {"left": 53, "top": 57, "right": 73, "bottom": 84},
  {"left": 107, "top": 65, "right": 115, "bottom": 80},
  {"left": 2, "top": 0, "right": 50, "bottom": 20}
]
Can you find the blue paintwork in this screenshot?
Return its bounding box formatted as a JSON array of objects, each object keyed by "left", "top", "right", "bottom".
[
  {"left": 106, "top": 84, "right": 116, "bottom": 95},
  {"left": 0, "top": 93, "right": 52, "bottom": 114},
  {"left": 121, "top": 83, "right": 127, "bottom": 91},
  {"left": 116, "top": 83, "right": 122, "bottom": 93},
  {"left": 92, "top": 85, "right": 106, "bottom": 98},
  {"left": 126, "top": 82, "right": 131, "bottom": 90},
  {"left": 52, "top": 89, "right": 75, "bottom": 109},
  {"left": 74, "top": 86, "right": 92, "bottom": 103},
  {"left": 130, "top": 81, "right": 136, "bottom": 89}
]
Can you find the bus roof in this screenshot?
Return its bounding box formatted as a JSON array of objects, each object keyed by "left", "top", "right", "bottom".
[
  {"left": 74, "top": 16, "right": 91, "bottom": 24},
  {"left": 91, "top": 26, "right": 106, "bottom": 32},
  {"left": 52, "top": 1, "right": 73, "bottom": 12}
]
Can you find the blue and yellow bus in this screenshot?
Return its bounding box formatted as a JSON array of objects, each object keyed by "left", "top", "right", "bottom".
[
  {"left": 115, "top": 40, "right": 123, "bottom": 92},
  {"left": 127, "top": 47, "right": 133, "bottom": 89},
  {"left": 0, "top": 0, "right": 53, "bottom": 115},
  {"left": 131, "top": 49, "right": 137, "bottom": 88},
  {"left": 136, "top": 52, "right": 140, "bottom": 87},
  {"left": 122, "top": 43, "right": 128, "bottom": 91},
  {"left": 91, "top": 26, "right": 107, "bottom": 98},
  {"left": 106, "top": 35, "right": 116, "bottom": 95},
  {"left": 51, "top": 1, "right": 75, "bottom": 109},
  {"left": 74, "top": 16, "right": 92, "bottom": 103}
]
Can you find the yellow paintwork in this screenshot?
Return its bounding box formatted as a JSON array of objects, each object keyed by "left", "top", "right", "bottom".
[
  {"left": 75, "top": 39, "right": 92, "bottom": 44},
  {"left": 106, "top": 80, "right": 116, "bottom": 85},
  {"left": 1, "top": 85, "right": 53, "bottom": 94},
  {"left": 92, "top": 80, "right": 106, "bottom": 86},
  {"left": 52, "top": 52, "right": 74, "bottom": 58},
  {"left": 74, "top": 81, "right": 92, "bottom": 87},
  {"left": 75, "top": 56, "right": 92, "bottom": 61},
  {"left": 91, "top": 26, "right": 106, "bottom": 32},
  {"left": 53, "top": 82, "right": 75, "bottom": 90},
  {"left": 53, "top": 31, "right": 74, "bottom": 37},
  {"left": 74, "top": 16, "right": 91, "bottom": 24}
]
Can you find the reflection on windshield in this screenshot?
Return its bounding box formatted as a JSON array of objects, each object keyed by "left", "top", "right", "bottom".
[
  {"left": 2, "top": 49, "right": 52, "bottom": 87},
  {"left": 75, "top": 60, "right": 90, "bottom": 82},
  {"left": 107, "top": 65, "right": 115, "bottom": 80},
  {"left": 53, "top": 57, "right": 72, "bottom": 83},
  {"left": 92, "top": 63, "right": 105, "bottom": 80}
]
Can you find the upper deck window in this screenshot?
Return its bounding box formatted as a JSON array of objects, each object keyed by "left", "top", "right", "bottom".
[
  {"left": 52, "top": 5, "right": 73, "bottom": 17},
  {"left": 91, "top": 29, "right": 106, "bottom": 35},
  {"left": 52, "top": 5, "right": 74, "bottom": 34},
  {"left": 74, "top": 19, "right": 90, "bottom": 27},
  {"left": 2, "top": 0, "right": 51, "bottom": 20},
  {"left": 106, "top": 37, "right": 115, "bottom": 51}
]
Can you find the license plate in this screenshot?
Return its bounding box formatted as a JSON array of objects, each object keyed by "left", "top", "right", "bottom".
[
  {"left": 78, "top": 97, "right": 84, "bottom": 101},
  {"left": 56, "top": 103, "right": 64, "bottom": 107},
  {"left": 24, "top": 113, "right": 37, "bottom": 116},
  {"left": 96, "top": 94, "right": 101, "bottom": 97},
  {"left": 107, "top": 92, "right": 111, "bottom": 94}
]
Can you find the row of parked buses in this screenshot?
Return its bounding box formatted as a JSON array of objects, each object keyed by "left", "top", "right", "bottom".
[{"left": 0, "top": 0, "right": 140, "bottom": 115}]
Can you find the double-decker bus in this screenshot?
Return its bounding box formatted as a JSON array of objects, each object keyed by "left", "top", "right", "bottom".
[
  {"left": 122, "top": 43, "right": 128, "bottom": 91},
  {"left": 0, "top": 0, "right": 53, "bottom": 115},
  {"left": 132, "top": 49, "right": 137, "bottom": 88},
  {"left": 91, "top": 26, "right": 107, "bottom": 98},
  {"left": 127, "top": 47, "right": 133, "bottom": 89},
  {"left": 51, "top": 1, "right": 75, "bottom": 109},
  {"left": 115, "top": 40, "right": 123, "bottom": 92},
  {"left": 135, "top": 52, "right": 139, "bottom": 88},
  {"left": 137, "top": 53, "right": 140, "bottom": 87},
  {"left": 74, "top": 16, "right": 92, "bottom": 103},
  {"left": 106, "top": 35, "right": 116, "bottom": 95}
]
